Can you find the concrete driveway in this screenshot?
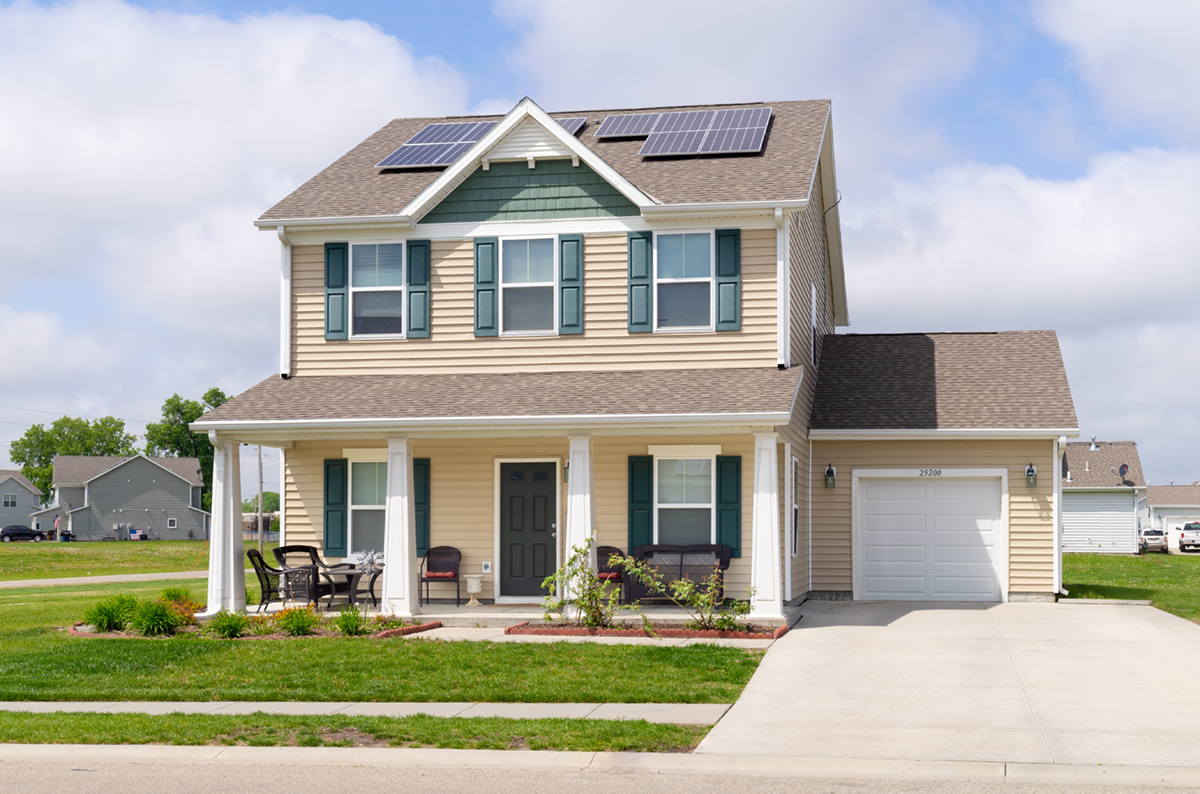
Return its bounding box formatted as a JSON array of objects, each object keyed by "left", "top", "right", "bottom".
[{"left": 698, "top": 600, "right": 1200, "bottom": 767}]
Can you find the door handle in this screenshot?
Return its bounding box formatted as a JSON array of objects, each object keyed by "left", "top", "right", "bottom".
[{"left": 551, "top": 533, "right": 557, "bottom": 538}]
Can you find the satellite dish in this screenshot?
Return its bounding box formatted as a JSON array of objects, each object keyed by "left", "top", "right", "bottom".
[{"left": 1119, "top": 464, "right": 1129, "bottom": 478}]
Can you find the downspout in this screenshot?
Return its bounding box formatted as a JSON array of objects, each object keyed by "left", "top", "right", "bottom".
[
  {"left": 1054, "top": 435, "right": 1067, "bottom": 596},
  {"left": 277, "top": 226, "right": 292, "bottom": 379}
]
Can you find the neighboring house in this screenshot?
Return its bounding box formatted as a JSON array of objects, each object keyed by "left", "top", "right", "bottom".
[
  {"left": 1059, "top": 439, "right": 1145, "bottom": 554},
  {"left": 194, "top": 97, "right": 1078, "bottom": 618},
  {"left": 0, "top": 469, "right": 41, "bottom": 529},
  {"left": 30, "top": 455, "right": 208, "bottom": 541},
  {"left": 1141, "top": 486, "right": 1200, "bottom": 552}
]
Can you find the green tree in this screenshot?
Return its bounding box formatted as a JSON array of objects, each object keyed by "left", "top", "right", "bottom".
[
  {"left": 144, "top": 388, "right": 229, "bottom": 510},
  {"left": 242, "top": 491, "right": 280, "bottom": 513},
  {"left": 9, "top": 416, "right": 139, "bottom": 502}
]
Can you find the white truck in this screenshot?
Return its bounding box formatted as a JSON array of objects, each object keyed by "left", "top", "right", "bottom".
[{"left": 1180, "top": 522, "right": 1200, "bottom": 553}]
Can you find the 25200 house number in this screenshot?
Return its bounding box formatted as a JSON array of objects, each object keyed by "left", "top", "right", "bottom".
[{"left": 919, "top": 469, "right": 943, "bottom": 477}]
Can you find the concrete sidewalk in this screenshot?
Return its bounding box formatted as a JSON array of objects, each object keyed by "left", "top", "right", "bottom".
[
  {"left": 0, "top": 570, "right": 213, "bottom": 588},
  {"left": 0, "top": 701, "right": 729, "bottom": 725}
]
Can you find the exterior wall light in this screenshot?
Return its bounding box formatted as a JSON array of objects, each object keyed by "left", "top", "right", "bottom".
[
  {"left": 824, "top": 465, "right": 836, "bottom": 488},
  {"left": 1025, "top": 464, "right": 1037, "bottom": 488}
]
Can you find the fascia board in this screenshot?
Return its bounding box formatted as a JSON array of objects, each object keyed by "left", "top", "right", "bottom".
[
  {"left": 641, "top": 200, "right": 807, "bottom": 222},
  {"left": 1062, "top": 486, "right": 1140, "bottom": 492},
  {"left": 254, "top": 215, "right": 414, "bottom": 231},
  {"left": 810, "top": 427, "right": 1080, "bottom": 440}
]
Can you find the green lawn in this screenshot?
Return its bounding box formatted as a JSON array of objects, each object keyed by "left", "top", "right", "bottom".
[
  {"left": 0, "top": 539, "right": 272, "bottom": 581},
  {"left": 0, "top": 579, "right": 761, "bottom": 704},
  {"left": 0, "top": 712, "right": 706, "bottom": 751},
  {"left": 1063, "top": 552, "right": 1200, "bottom": 622}
]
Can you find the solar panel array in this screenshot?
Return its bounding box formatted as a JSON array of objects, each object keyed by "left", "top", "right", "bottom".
[
  {"left": 378, "top": 116, "right": 589, "bottom": 168},
  {"left": 593, "top": 112, "right": 663, "bottom": 138},
  {"left": 593, "top": 107, "right": 772, "bottom": 156}
]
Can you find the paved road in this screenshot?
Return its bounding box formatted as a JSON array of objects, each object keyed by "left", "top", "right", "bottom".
[
  {"left": 699, "top": 600, "right": 1200, "bottom": 767},
  {"left": 0, "top": 570, "right": 232, "bottom": 588}
]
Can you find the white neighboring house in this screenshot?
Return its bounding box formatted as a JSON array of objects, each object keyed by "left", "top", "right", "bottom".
[
  {"left": 1140, "top": 484, "right": 1200, "bottom": 552},
  {"left": 1061, "top": 439, "right": 1145, "bottom": 554}
]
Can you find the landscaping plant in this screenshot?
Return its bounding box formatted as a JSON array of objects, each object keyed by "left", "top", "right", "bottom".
[
  {"left": 81, "top": 594, "right": 139, "bottom": 632},
  {"left": 612, "top": 555, "right": 754, "bottom": 632},
  {"left": 247, "top": 613, "right": 276, "bottom": 636},
  {"left": 131, "top": 600, "right": 184, "bottom": 637},
  {"left": 160, "top": 587, "right": 202, "bottom": 626},
  {"left": 335, "top": 605, "right": 371, "bottom": 636},
  {"left": 207, "top": 610, "right": 251, "bottom": 639},
  {"left": 275, "top": 606, "right": 320, "bottom": 637},
  {"left": 541, "top": 539, "right": 637, "bottom": 628}
]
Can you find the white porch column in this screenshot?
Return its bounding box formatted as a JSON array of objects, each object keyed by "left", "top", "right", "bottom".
[
  {"left": 564, "top": 436, "right": 597, "bottom": 596},
  {"left": 750, "top": 432, "right": 784, "bottom": 620},
  {"left": 381, "top": 436, "right": 420, "bottom": 617},
  {"left": 200, "top": 436, "right": 244, "bottom": 616}
]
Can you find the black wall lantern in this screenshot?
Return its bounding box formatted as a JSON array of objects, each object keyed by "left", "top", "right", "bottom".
[
  {"left": 824, "top": 465, "right": 836, "bottom": 488},
  {"left": 1025, "top": 463, "right": 1037, "bottom": 488}
]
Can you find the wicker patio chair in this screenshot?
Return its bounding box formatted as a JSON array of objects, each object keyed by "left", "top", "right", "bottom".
[
  {"left": 247, "top": 548, "right": 285, "bottom": 613},
  {"left": 272, "top": 545, "right": 347, "bottom": 607},
  {"left": 420, "top": 546, "right": 462, "bottom": 606},
  {"left": 596, "top": 545, "right": 626, "bottom": 603}
]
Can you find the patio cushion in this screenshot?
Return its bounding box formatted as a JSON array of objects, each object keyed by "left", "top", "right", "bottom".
[
  {"left": 424, "top": 571, "right": 457, "bottom": 579},
  {"left": 597, "top": 572, "right": 622, "bottom": 580}
]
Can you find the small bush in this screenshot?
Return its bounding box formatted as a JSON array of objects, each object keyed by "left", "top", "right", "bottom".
[
  {"left": 248, "top": 614, "right": 276, "bottom": 636},
  {"left": 159, "top": 587, "right": 202, "bottom": 626},
  {"left": 208, "top": 610, "right": 251, "bottom": 639},
  {"left": 131, "top": 600, "right": 184, "bottom": 637},
  {"left": 82, "top": 595, "right": 139, "bottom": 633},
  {"left": 335, "top": 605, "right": 370, "bottom": 636},
  {"left": 161, "top": 586, "right": 192, "bottom": 603},
  {"left": 275, "top": 606, "right": 320, "bottom": 637}
]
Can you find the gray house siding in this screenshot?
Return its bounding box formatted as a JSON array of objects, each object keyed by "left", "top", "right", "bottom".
[
  {"left": 0, "top": 477, "right": 39, "bottom": 528},
  {"left": 73, "top": 458, "right": 207, "bottom": 541}
]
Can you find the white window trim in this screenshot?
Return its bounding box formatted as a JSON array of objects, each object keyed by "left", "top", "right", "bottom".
[
  {"left": 652, "top": 454, "right": 718, "bottom": 545},
  {"left": 652, "top": 230, "right": 716, "bottom": 333},
  {"left": 499, "top": 235, "right": 559, "bottom": 337},
  {"left": 349, "top": 241, "right": 406, "bottom": 340},
  {"left": 791, "top": 455, "right": 801, "bottom": 559},
  {"left": 167, "top": 517, "right": 178, "bottom": 529},
  {"left": 2, "top": 494, "right": 15, "bottom": 508},
  {"left": 346, "top": 454, "right": 388, "bottom": 561}
]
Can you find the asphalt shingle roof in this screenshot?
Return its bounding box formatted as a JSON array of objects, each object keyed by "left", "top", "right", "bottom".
[
  {"left": 1145, "top": 485, "right": 1200, "bottom": 507},
  {"left": 0, "top": 469, "right": 39, "bottom": 494},
  {"left": 52, "top": 456, "right": 204, "bottom": 487},
  {"left": 1061, "top": 441, "right": 1145, "bottom": 488},
  {"left": 196, "top": 368, "right": 802, "bottom": 425},
  {"left": 810, "top": 331, "right": 1078, "bottom": 430},
  {"left": 260, "top": 100, "right": 830, "bottom": 221}
]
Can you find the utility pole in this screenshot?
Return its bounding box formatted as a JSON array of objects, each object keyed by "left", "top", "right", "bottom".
[{"left": 257, "top": 445, "right": 265, "bottom": 555}]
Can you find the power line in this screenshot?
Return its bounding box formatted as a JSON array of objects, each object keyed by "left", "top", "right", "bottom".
[{"left": 0, "top": 404, "right": 154, "bottom": 424}]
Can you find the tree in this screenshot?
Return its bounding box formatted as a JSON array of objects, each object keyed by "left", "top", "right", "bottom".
[
  {"left": 9, "top": 416, "right": 139, "bottom": 502},
  {"left": 144, "top": 388, "right": 229, "bottom": 510},
  {"left": 242, "top": 491, "right": 280, "bottom": 513}
]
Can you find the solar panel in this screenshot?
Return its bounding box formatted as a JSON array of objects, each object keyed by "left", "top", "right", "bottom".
[
  {"left": 651, "top": 110, "right": 715, "bottom": 134},
  {"left": 640, "top": 129, "right": 708, "bottom": 156},
  {"left": 556, "top": 117, "right": 587, "bottom": 136},
  {"left": 593, "top": 113, "right": 662, "bottom": 138},
  {"left": 637, "top": 107, "right": 772, "bottom": 157},
  {"left": 376, "top": 121, "right": 499, "bottom": 168}
]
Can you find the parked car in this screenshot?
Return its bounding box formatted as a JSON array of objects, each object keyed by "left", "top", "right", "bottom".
[
  {"left": 1180, "top": 523, "right": 1200, "bottom": 553},
  {"left": 1140, "top": 529, "right": 1168, "bottom": 554},
  {"left": 0, "top": 525, "right": 45, "bottom": 543}
]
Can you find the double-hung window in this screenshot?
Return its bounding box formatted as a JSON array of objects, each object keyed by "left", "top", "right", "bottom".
[
  {"left": 655, "top": 457, "right": 715, "bottom": 545},
  {"left": 351, "top": 243, "right": 404, "bottom": 337},
  {"left": 349, "top": 461, "right": 387, "bottom": 556},
  {"left": 2, "top": 494, "right": 15, "bottom": 508},
  {"left": 500, "top": 237, "right": 556, "bottom": 334},
  {"left": 655, "top": 232, "right": 713, "bottom": 331}
]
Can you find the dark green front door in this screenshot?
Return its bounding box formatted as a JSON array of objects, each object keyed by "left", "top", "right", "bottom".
[{"left": 500, "top": 462, "right": 557, "bottom": 596}]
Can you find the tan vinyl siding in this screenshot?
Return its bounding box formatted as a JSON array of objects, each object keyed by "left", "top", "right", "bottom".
[
  {"left": 290, "top": 231, "right": 778, "bottom": 375},
  {"left": 776, "top": 407, "right": 811, "bottom": 601},
  {"left": 284, "top": 434, "right": 758, "bottom": 601},
  {"left": 810, "top": 439, "right": 1057, "bottom": 595},
  {"left": 789, "top": 167, "right": 833, "bottom": 370}
]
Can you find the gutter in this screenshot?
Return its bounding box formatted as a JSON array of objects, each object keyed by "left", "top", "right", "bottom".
[{"left": 810, "top": 427, "right": 1081, "bottom": 440}]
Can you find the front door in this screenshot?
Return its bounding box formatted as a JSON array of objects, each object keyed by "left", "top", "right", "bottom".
[{"left": 500, "top": 462, "right": 557, "bottom": 597}]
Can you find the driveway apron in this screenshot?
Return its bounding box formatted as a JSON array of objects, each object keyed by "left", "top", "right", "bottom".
[{"left": 698, "top": 600, "right": 1200, "bottom": 767}]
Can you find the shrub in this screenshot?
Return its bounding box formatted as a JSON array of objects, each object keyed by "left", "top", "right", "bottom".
[
  {"left": 335, "top": 605, "right": 371, "bottom": 636},
  {"left": 208, "top": 610, "right": 251, "bottom": 639},
  {"left": 612, "top": 556, "right": 754, "bottom": 632},
  {"left": 131, "top": 600, "right": 184, "bottom": 637},
  {"left": 160, "top": 586, "right": 192, "bottom": 603},
  {"left": 247, "top": 614, "right": 276, "bottom": 636},
  {"left": 82, "top": 595, "right": 139, "bottom": 633},
  {"left": 275, "top": 606, "right": 320, "bottom": 637},
  {"left": 541, "top": 539, "right": 635, "bottom": 628}
]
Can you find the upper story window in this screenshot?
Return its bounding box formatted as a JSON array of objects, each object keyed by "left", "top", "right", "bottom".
[
  {"left": 501, "top": 237, "right": 556, "bottom": 335},
  {"left": 655, "top": 232, "right": 713, "bottom": 331},
  {"left": 351, "top": 243, "right": 404, "bottom": 337},
  {"left": 2, "top": 494, "right": 15, "bottom": 508}
]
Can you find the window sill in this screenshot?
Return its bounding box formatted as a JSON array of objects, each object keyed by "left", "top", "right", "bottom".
[
  {"left": 500, "top": 331, "right": 559, "bottom": 338},
  {"left": 348, "top": 334, "right": 407, "bottom": 341},
  {"left": 653, "top": 326, "right": 715, "bottom": 334}
]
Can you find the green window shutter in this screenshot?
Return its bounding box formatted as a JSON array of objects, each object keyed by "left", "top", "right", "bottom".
[
  {"left": 323, "top": 458, "right": 348, "bottom": 557},
  {"left": 714, "top": 229, "right": 741, "bottom": 331},
  {"left": 628, "top": 455, "right": 654, "bottom": 551},
  {"left": 414, "top": 458, "right": 430, "bottom": 557},
  {"left": 324, "top": 242, "right": 349, "bottom": 340},
  {"left": 715, "top": 455, "right": 742, "bottom": 557},
  {"left": 627, "top": 231, "right": 653, "bottom": 333},
  {"left": 407, "top": 239, "right": 431, "bottom": 338},
  {"left": 558, "top": 234, "right": 584, "bottom": 335},
  {"left": 474, "top": 237, "right": 499, "bottom": 337}
]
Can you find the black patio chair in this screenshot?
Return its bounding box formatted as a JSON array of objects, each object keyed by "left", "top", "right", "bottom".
[
  {"left": 597, "top": 545, "right": 626, "bottom": 603},
  {"left": 247, "top": 548, "right": 285, "bottom": 613},
  {"left": 272, "top": 545, "right": 355, "bottom": 608},
  {"left": 420, "top": 546, "right": 462, "bottom": 606}
]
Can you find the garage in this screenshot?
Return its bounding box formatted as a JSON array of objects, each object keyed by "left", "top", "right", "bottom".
[
  {"left": 855, "top": 473, "right": 1005, "bottom": 601},
  {"left": 1062, "top": 491, "right": 1137, "bottom": 553}
]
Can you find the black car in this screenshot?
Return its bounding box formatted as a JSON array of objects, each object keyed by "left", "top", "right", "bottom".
[{"left": 0, "top": 525, "right": 45, "bottom": 543}]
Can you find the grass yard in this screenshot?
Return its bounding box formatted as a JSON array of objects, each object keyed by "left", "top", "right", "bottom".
[
  {"left": 1063, "top": 552, "right": 1200, "bottom": 622},
  {"left": 0, "top": 579, "right": 761, "bottom": 704},
  {"left": 0, "top": 711, "right": 706, "bottom": 751},
  {"left": 0, "top": 539, "right": 273, "bottom": 581}
]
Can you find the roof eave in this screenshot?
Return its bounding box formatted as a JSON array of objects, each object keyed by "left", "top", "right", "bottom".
[
  {"left": 813, "top": 106, "right": 849, "bottom": 327},
  {"left": 810, "top": 427, "right": 1080, "bottom": 440}
]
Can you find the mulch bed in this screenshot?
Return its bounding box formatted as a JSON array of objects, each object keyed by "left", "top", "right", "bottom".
[
  {"left": 67, "top": 620, "right": 442, "bottom": 640},
  {"left": 504, "top": 621, "right": 787, "bottom": 640}
]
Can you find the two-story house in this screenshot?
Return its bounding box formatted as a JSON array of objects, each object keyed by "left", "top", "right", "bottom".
[
  {"left": 194, "top": 98, "right": 1078, "bottom": 619},
  {"left": 0, "top": 469, "right": 41, "bottom": 530}
]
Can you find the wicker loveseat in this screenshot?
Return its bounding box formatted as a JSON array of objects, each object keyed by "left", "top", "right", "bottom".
[{"left": 625, "top": 544, "right": 733, "bottom": 602}]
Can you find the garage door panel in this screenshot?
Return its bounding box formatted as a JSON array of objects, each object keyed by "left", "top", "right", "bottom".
[
  {"left": 864, "top": 576, "right": 926, "bottom": 595},
  {"left": 932, "top": 545, "right": 993, "bottom": 563},
  {"left": 864, "top": 514, "right": 926, "bottom": 531},
  {"left": 863, "top": 481, "right": 926, "bottom": 500},
  {"left": 932, "top": 514, "right": 996, "bottom": 532},
  {"left": 865, "top": 545, "right": 926, "bottom": 563},
  {"left": 933, "top": 576, "right": 996, "bottom": 596},
  {"left": 933, "top": 481, "right": 999, "bottom": 501}
]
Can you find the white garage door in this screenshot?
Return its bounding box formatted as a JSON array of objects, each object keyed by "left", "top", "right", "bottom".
[
  {"left": 1062, "top": 491, "right": 1136, "bottom": 553},
  {"left": 859, "top": 477, "right": 1003, "bottom": 601}
]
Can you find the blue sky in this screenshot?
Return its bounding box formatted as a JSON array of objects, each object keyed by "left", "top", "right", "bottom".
[{"left": 1, "top": 0, "right": 1199, "bottom": 490}]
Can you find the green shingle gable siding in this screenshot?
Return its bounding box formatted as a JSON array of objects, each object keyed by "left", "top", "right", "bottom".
[{"left": 420, "top": 160, "right": 639, "bottom": 223}]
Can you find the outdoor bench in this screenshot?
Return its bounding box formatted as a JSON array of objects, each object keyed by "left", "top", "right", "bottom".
[{"left": 625, "top": 544, "right": 733, "bottom": 602}]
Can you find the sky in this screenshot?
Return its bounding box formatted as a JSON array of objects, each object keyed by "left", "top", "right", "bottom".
[{"left": 1, "top": 0, "right": 1199, "bottom": 491}]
